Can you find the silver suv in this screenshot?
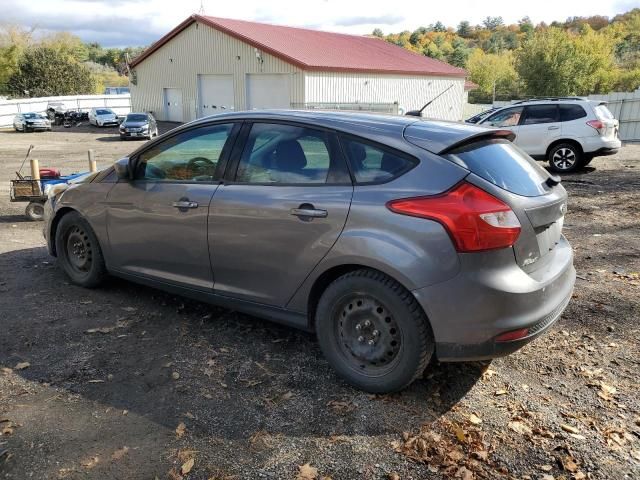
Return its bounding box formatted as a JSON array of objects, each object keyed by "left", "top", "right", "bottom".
[
  {"left": 44, "top": 111, "right": 576, "bottom": 392},
  {"left": 477, "top": 98, "right": 621, "bottom": 173}
]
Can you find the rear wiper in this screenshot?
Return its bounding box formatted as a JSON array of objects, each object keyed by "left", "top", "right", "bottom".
[{"left": 546, "top": 175, "right": 561, "bottom": 187}]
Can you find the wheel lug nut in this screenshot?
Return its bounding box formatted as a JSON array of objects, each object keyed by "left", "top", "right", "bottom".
[
  {"left": 355, "top": 324, "right": 361, "bottom": 331},
  {"left": 368, "top": 339, "right": 375, "bottom": 346},
  {"left": 364, "top": 320, "right": 371, "bottom": 327},
  {"left": 357, "top": 336, "right": 364, "bottom": 343},
  {"left": 372, "top": 330, "right": 379, "bottom": 337}
]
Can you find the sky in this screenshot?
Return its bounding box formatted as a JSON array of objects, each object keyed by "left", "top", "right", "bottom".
[{"left": 1, "top": 0, "right": 639, "bottom": 47}]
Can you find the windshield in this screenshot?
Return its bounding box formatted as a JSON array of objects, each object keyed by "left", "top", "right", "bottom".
[
  {"left": 446, "top": 139, "right": 551, "bottom": 197},
  {"left": 23, "top": 113, "right": 45, "bottom": 119},
  {"left": 126, "top": 114, "right": 148, "bottom": 122},
  {"left": 96, "top": 109, "right": 113, "bottom": 115}
]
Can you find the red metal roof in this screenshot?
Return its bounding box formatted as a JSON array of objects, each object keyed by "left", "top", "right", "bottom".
[{"left": 130, "top": 15, "right": 467, "bottom": 77}]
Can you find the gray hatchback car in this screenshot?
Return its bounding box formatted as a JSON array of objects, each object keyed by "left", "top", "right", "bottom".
[{"left": 44, "top": 111, "right": 575, "bottom": 393}]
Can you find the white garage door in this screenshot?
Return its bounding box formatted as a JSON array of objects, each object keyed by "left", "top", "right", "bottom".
[
  {"left": 246, "top": 74, "right": 290, "bottom": 110},
  {"left": 163, "top": 88, "right": 183, "bottom": 122},
  {"left": 198, "top": 74, "right": 235, "bottom": 118}
]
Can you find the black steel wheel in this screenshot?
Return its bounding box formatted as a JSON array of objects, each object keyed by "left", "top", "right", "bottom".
[
  {"left": 316, "top": 269, "right": 434, "bottom": 393},
  {"left": 55, "top": 212, "right": 106, "bottom": 287}
]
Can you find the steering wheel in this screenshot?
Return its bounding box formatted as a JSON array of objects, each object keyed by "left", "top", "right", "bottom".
[{"left": 188, "top": 157, "right": 214, "bottom": 169}]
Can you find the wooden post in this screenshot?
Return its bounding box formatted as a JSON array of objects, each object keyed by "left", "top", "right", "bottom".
[
  {"left": 30, "top": 158, "right": 40, "bottom": 180},
  {"left": 88, "top": 149, "right": 97, "bottom": 172}
]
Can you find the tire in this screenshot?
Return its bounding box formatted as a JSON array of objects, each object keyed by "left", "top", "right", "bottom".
[
  {"left": 548, "top": 143, "right": 583, "bottom": 173},
  {"left": 315, "top": 269, "right": 434, "bottom": 393},
  {"left": 25, "top": 202, "right": 45, "bottom": 221},
  {"left": 55, "top": 212, "right": 107, "bottom": 288}
]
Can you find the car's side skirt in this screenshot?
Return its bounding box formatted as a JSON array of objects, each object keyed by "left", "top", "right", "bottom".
[{"left": 109, "top": 269, "right": 312, "bottom": 331}]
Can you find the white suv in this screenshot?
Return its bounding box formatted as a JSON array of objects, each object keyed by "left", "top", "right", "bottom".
[{"left": 477, "top": 98, "right": 621, "bottom": 173}]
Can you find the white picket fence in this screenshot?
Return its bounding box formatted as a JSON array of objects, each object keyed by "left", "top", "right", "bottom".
[{"left": 0, "top": 94, "right": 131, "bottom": 128}]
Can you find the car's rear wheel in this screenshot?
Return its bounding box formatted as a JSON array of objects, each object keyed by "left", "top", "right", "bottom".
[
  {"left": 548, "top": 143, "right": 582, "bottom": 173},
  {"left": 315, "top": 269, "right": 434, "bottom": 393},
  {"left": 55, "top": 212, "right": 107, "bottom": 288}
]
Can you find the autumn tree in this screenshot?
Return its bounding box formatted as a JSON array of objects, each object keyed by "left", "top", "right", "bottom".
[{"left": 7, "top": 46, "right": 95, "bottom": 97}]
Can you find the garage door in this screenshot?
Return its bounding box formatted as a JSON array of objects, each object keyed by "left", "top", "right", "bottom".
[
  {"left": 246, "top": 74, "right": 290, "bottom": 110},
  {"left": 198, "top": 74, "right": 234, "bottom": 118},
  {"left": 163, "top": 88, "right": 183, "bottom": 122}
]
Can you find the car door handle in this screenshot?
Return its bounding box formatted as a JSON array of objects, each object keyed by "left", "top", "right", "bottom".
[
  {"left": 548, "top": 126, "right": 560, "bottom": 130},
  {"left": 172, "top": 200, "right": 198, "bottom": 209},
  {"left": 290, "top": 206, "right": 328, "bottom": 218}
]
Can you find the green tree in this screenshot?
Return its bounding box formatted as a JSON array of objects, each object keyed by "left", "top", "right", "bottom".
[
  {"left": 516, "top": 27, "right": 615, "bottom": 96},
  {"left": 0, "top": 25, "right": 33, "bottom": 94},
  {"left": 483, "top": 16, "right": 504, "bottom": 31},
  {"left": 7, "top": 46, "right": 95, "bottom": 97},
  {"left": 457, "top": 21, "right": 472, "bottom": 38},
  {"left": 372, "top": 28, "right": 384, "bottom": 38},
  {"left": 467, "top": 49, "right": 518, "bottom": 101}
]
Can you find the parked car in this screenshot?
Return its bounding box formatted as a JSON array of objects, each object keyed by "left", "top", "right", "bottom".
[
  {"left": 44, "top": 111, "right": 575, "bottom": 393},
  {"left": 13, "top": 112, "right": 51, "bottom": 132},
  {"left": 477, "top": 98, "right": 621, "bottom": 173},
  {"left": 119, "top": 112, "right": 158, "bottom": 140},
  {"left": 89, "top": 107, "right": 119, "bottom": 127},
  {"left": 46, "top": 102, "right": 68, "bottom": 122}
]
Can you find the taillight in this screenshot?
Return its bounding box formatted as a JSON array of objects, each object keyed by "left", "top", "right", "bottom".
[
  {"left": 586, "top": 119, "right": 605, "bottom": 135},
  {"left": 386, "top": 182, "right": 521, "bottom": 252}
]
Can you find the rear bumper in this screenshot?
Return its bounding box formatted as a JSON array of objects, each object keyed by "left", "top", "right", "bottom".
[
  {"left": 413, "top": 235, "right": 575, "bottom": 361},
  {"left": 588, "top": 146, "right": 619, "bottom": 157},
  {"left": 581, "top": 137, "right": 621, "bottom": 155}
]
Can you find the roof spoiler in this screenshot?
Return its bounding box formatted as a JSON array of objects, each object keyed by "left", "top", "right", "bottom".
[{"left": 438, "top": 129, "right": 516, "bottom": 155}]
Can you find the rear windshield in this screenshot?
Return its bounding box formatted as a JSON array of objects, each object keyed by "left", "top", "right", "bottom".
[
  {"left": 445, "top": 139, "right": 550, "bottom": 197},
  {"left": 594, "top": 104, "right": 614, "bottom": 120}
]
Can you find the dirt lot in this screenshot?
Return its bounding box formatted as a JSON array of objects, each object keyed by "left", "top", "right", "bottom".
[{"left": 0, "top": 124, "right": 639, "bottom": 480}]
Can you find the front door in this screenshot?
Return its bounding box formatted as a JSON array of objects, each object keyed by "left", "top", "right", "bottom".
[
  {"left": 209, "top": 122, "right": 353, "bottom": 307},
  {"left": 105, "top": 122, "right": 237, "bottom": 289},
  {"left": 481, "top": 106, "right": 523, "bottom": 138},
  {"left": 164, "top": 88, "right": 183, "bottom": 122},
  {"left": 517, "top": 104, "right": 561, "bottom": 156}
]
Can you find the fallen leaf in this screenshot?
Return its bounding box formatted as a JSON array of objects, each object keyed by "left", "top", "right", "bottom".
[
  {"left": 561, "top": 456, "right": 579, "bottom": 472},
  {"left": 180, "top": 458, "right": 194, "bottom": 475},
  {"left": 508, "top": 420, "right": 532, "bottom": 435},
  {"left": 297, "top": 463, "right": 318, "bottom": 480},
  {"left": 468, "top": 413, "right": 482, "bottom": 425},
  {"left": 111, "top": 447, "right": 129, "bottom": 461},
  {"left": 388, "top": 473, "right": 401, "bottom": 480},
  {"left": 456, "top": 466, "right": 474, "bottom": 480},
  {"left": 14, "top": 362, "right": 30, "bottom": 370},
  {"left": 540, "top": 465, "right": 553, "bottom": 472},
  {"left": 453, "top": 424, "right": 466, "bottom": 443},
  {"left": 81, "top": 456, "right": 100, "bottom": 469},
  {"left": 175, "top": 422, "right": 186, "bottom": 438},
  {"left": 495, "top": 389, "right": 508, "bottom": 396},
  {"left": 560, "top": 424, "right": 580, "bottom": 435}
]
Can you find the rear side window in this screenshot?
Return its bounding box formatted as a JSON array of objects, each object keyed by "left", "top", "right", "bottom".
[
  {"left": 559, "top": 104, "right": 587, "bottom": 121},
  {"left": 341, "top": 138, "right": 416, "bottom": 183},
  {"left": 521, "top": 105, "right": 559, "bottom": 125},
  {"left": 445, "top": 139, "right": 550, "bottom": 197}
]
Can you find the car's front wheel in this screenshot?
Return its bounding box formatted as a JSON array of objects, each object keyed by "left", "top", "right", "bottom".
[
  {"left": 548, "top": 143, "right": 582, "bottom": 173},
  {"left": 55, "top": 212, "right": 107, "bottom": 288},
  {"left": 315, "top": 269, "right": 434, "bottom": 393}
]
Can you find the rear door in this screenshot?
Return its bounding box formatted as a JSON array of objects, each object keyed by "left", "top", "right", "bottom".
[
  {"left": 517, "top": 104, "right": 561, "bottom": 156},
  {"left": 209, "top": 121, "right": 353, "bottom": 307},
  {"left": 105, "top": 122, "right": 238, "bottom": 289}
]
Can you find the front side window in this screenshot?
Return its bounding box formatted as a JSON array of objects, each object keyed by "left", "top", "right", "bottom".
[
  {"left": 483, "top": 107, "right": 523, "bottom": 127},
  {"left": 521, "top": 105, "right": 559, "bottom": 125},
  {"left": 137, "top": 124, "right": 233, "bottom": 181},
  {"left": 342, "top": 138, "right": 415, "bottom": 183},
  {"left": 236, "top": 123, "right": 341, "bottom": 184}
]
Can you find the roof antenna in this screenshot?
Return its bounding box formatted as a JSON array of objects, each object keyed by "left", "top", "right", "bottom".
[{"left": 198, "top": 0, "right": 205, "bottom": 14}]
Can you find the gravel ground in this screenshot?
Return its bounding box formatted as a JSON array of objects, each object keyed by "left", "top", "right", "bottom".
[{"left": 0, "top": 125, "right": 639, "bottom": 480}]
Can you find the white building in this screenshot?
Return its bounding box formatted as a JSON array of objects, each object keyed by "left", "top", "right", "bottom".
[{"left": 129, "top": 15, "right": 469, "bottom": 123}]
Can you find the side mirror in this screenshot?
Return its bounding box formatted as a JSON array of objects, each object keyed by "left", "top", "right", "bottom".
[{"left": 114, "top": 157, "right": 132, "bottom": 180}]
